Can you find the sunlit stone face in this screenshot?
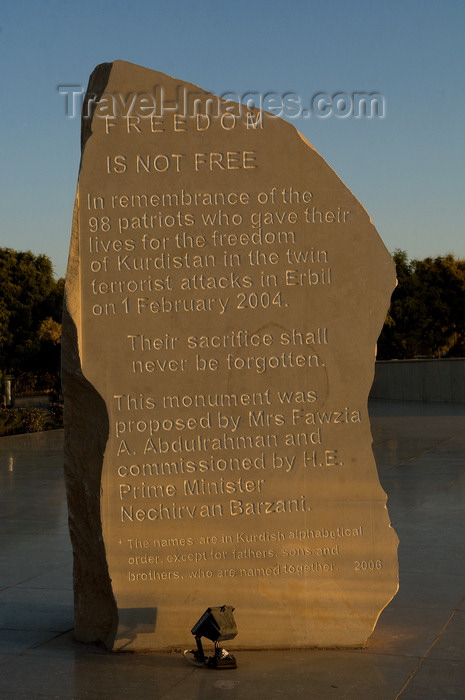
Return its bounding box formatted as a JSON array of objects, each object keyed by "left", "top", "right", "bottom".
[{"left": 63, "top": 60, "right": 398, "bottom": 651}]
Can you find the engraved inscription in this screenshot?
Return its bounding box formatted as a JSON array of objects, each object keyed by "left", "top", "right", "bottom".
[{"left": 65, "top": 62, "right": 398, "bottom": 650}]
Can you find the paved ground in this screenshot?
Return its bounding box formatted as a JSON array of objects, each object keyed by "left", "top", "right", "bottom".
[{"left": 0, "top": 400, "right": 464, "bottom": 699}]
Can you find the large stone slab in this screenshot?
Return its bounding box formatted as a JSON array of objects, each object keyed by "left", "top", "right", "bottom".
[{"left": 62, "top": 60, "right": 398, "bottom": 651}]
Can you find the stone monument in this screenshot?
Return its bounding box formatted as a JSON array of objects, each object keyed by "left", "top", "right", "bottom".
[{"left": 62, "top": 61, "right": 398, "bottom": 651}]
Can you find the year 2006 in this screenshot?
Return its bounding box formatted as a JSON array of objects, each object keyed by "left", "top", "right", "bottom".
[{"left": 354, "top": 560, "right": 383, "bottom": 571}]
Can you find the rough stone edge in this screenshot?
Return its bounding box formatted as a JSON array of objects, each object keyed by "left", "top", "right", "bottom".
[
  {"left": 61, "top": 61, "right": 398, "bottom": 649},
  {"left": 62, "top": 62, "right": 118, "bottom": 649}
]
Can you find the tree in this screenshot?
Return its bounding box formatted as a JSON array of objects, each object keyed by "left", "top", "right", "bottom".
[
  {"left": 377, "top": 251, "right": 465, "bottom": 359},
  {"left": 38, "top": 318, "right": 62, "bottom": 345},
  {"left": 413, "top": 255, "right": 465, "bottom": 356},
  {"left": 0, "top": 248, "right": 64, "bottom": 377}
]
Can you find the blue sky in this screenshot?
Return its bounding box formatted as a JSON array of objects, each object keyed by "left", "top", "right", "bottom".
[{"left": 1, "top": 0, "right": 464, "bottom": 278}]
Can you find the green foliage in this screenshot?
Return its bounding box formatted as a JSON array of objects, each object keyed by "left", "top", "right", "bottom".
[
  {"left": 38, "top": 317, "right": 62, "bottom": 345},
  {"left": 0, "top": 407, "right": 53, "bottom": 436},
  {"left": 0, "top": 248, "right": 64, "bottom": 382},
  {"left": 14, "top": 371, "right": 60, "bottom": 395},
  {"left": 378, "top": 251, "right": 465, "bottom": 359}
]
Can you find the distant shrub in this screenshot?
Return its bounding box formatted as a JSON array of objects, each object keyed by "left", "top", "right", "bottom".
[
  {"left": 14, "top": 371, "right": 59, "bottom": 395},
  {"left": 0, "top": 405, "right": 63, "bottom": 436},
  {"left": 20, "top": 408, "right": 48, "bottom": 433},
  {"left": 0, "top": 408, "right": 22, "bottom": 435}
]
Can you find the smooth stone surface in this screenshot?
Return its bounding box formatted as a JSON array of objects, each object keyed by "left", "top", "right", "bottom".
[
  {"left": 0, "top": 402, "right": 464, "bottom": 697},
  {"left": 63, "top": 60, "right": 398, "bottom": 650}
]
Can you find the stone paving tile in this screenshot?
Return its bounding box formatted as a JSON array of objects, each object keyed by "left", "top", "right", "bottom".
[
  {"left": 428, "top": 610, "right": 465, "bottom": 661},
  {"left": 397, "top": 659, "right": 465, "bottom": 700}
]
